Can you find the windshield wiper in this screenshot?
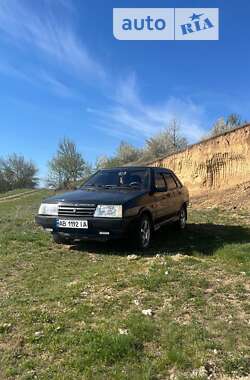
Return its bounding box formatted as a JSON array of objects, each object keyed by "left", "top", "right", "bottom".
[
  {"left": 119, "top": 183, "right": 141, "bottom": 189},
  {"left": 84, "top": 184, "right": 96, "bottom": 187},
  {"left": 85, "top": 184, "right": 117, "bottom": 189},
  {"left": 129, "top": 183, "right": 141, "bottom": 188},
  {"left": 103, "top": 184, "right": 118, "bottom": 189}
]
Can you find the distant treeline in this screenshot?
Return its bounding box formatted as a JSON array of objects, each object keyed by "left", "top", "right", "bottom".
[
  {"left": 0, "top": 154, "right": 38, "bottom": 193},
  {"left": 0, "top": 113, "right": 246, "bottom": 193}
]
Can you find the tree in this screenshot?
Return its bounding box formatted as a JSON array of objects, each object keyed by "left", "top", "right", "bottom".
[
  {"left": 81, "top": 162, "right": 93, "bottom": 182},
  {"left": 210, "top": 117, "right": 227, "bottom": 136},
  {"left": 96, "top": 156, "right": 123, "bottom": 169},
  {"left": 95, "top": 155, "right": 110, "bottom": 170},
  {"left": 226, "top": 113, "right": 242, "bottom": 128},
  {"left": 116, "top": 141, "right": 141, "bottom": 164},
  {"left": 94, "top": 120, "right": 187, "bottom": 170},
  {"left": 94, "top": 155, "right": 120, "bottom": 169},
  {"left": 144, "top": 120, "right": 187, "bottom": 160},
  {"left": 95, "top": 142, "right": 141, "bottom": 170},
  {"left": 210, "top": 114, "right": 243, "bottom": 137},
  {"left": 0, "top": 154, "right": 38, "bottom": 192},
  {"left": 0, "top": 165, "right": 8, "bottom": 193},
  {"left": 48, "top": 138, "right": 86, "bottom": 189},
  {"left": 144, "top": 132, "right": 168, "bottom": 159},
  {"left": 167, "top": 119, "right": 187, "bottom": 150}
]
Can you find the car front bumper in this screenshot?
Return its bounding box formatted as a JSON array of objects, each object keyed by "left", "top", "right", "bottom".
[{"left": 35, "top": 215, "right": 136, "bottom": 241}]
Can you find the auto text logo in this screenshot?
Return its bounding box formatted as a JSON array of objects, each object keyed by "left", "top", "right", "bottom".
[{"left": 113, "top": 8, "right": 219, "bottom": 41}]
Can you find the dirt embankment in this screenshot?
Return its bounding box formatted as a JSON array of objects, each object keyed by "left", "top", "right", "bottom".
[
  {"left": 148, "top": 124, "right": 250, "bottom": 198},
  {"left": 191, "top": 181, "right": 250, "bottom": 213}
]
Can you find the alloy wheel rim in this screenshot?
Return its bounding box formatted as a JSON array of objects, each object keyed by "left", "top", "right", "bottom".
[
  {"left": 180, "top": 209, "right": 186, "bottom": 228},
  {"left": 141, "top": 219, "right": 150, "bottom": 247}
]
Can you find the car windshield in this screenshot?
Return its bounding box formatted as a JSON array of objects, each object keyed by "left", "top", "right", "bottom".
[{"left": 82, "top": 168, "right": 150, "bottom": 190}]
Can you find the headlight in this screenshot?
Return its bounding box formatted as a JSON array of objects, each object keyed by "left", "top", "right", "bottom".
[
  {"left": 94, "top": 205, "right": 122, "bottom": 218},
  {"left": 38, "top": 203, "right": 58, "bottom": 216}
]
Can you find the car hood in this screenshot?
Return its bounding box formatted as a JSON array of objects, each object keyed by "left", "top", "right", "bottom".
[{"left": 43, "top": 188, "right": 146, "bottom": 205}]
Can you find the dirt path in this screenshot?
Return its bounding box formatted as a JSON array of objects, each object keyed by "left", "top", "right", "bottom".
[{"left": 0, "top": 189, "right": 40, "bottom": 203}]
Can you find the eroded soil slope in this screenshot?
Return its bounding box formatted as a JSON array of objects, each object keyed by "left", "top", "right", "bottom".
[
  {"left": 149, "top": 124, "right": 250, "bottom": 196},
  {"left": 191, "top": 181, "right": 250, "bottom": 215}
]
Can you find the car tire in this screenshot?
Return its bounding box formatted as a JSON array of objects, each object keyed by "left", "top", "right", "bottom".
[
  {"left": 52, "top": 233, "right": 72, "bottom": 245},
  {"left": 134, "top": 213, "right": 152, "bottom": 250},
  {"left": 176, "top": 206, "right": 187, "bottom": 230}
]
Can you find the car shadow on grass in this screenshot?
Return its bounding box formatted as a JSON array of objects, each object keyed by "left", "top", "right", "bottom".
[{"left": 69, "top": 223, "right": 250, "bottom": 257}]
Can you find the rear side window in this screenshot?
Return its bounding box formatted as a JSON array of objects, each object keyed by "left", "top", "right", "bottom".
[
  {"left": 164, "top": 174, "right": 177, "bottom": 190},
  {"left": 173, "top": 174, "right": 183, "bottom": 188},
  {"left": 154, "top": 172, "right": 166, "bottom": 191}
]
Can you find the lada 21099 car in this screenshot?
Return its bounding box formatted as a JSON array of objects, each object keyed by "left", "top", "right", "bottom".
[{"left": 36, "top": 167, "right": 189, "bottom": 249}]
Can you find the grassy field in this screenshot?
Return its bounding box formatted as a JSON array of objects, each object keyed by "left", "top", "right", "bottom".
[
  {"left": 0, "top": 189, "right": 36, "bottom": 199},
  {"left": 0, "top": 191, "right": 249, "bottom": 380}
]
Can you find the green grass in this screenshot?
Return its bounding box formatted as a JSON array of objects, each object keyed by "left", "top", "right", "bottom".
[
  {"left": 0, "top": 192, "right": 249, "bottom": 380},
  {"left": 0, "top": 188, "right": 37, "bottom": 199}
]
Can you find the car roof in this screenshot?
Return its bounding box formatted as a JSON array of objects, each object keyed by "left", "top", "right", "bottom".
[{"left": 101, "top": 166, "right": 173, "bottom": 172}]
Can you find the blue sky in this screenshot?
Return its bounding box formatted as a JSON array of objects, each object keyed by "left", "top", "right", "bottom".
[{"left": 0, "top": 0, "right": 249, "bottom": 181}]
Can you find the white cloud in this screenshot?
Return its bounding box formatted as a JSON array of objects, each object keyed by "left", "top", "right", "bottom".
[
  {"left": 0, "top": 0, "right": 105, "bottom": 80},
  {"left": 37, "top": 70, "right": 76, "bottom": 98},
  {"left": 0, "top": 61, "right": 32, "bottom": 82},
  {"left": 0, "top": 1, "right": 208, "bottom": 144},
  {"left": 114, "top": 72, "right": 141, "bottom": 108},
  {"left": 89, "top": 74, "right": 207, "bottom": 143},
  {"left": 0, "top": 61, "right": 77, "bottom": 99}
]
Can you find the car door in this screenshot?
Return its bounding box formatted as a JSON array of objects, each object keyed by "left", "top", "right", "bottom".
[
  {"left": 153, "top": 170, "right": 169, "bottom": 222},
  {"left": 163, "top": 173, "right": 181, "bottom": 216}
]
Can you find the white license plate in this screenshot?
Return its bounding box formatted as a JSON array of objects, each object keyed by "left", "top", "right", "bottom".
[{"left": 57, "top": 219, "right": 88, "bottom": 229}]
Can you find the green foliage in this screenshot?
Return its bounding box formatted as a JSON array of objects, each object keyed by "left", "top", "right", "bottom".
[
  {"left": 116, "top": 141, "right": 141, "bottom": 163},
  {"left": 223, "top": 355, "right": 250, "bottom": 376},
  {"left": 134, "top": 263, "right": 169, "bottom": 291},
  {"left": 95, "top": 141, "right": 141, "bottom": 169},
  {"left": 0, "top": 153, "right": 38, "bottom": 192},
  {"left": 76, "top": 329, "right": 143, "bottom": 365},
  {"left": 125, "top": 313, "right": 158, "bottom": 341},
  {"left": 48, "top": 138, "right": 86, "bottom": 189},
  {"left": 161, "top": 321, "right": 209, "bottom": 369}
]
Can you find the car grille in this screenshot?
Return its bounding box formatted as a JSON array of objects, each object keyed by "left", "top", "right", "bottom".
[{"left": 58, "top": 204, "right": 96, "bottom": 218}]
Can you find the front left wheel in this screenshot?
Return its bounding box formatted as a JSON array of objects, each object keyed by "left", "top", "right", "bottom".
[{"left": 134, "top": 214, "right": 152, "bottom": 250}]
